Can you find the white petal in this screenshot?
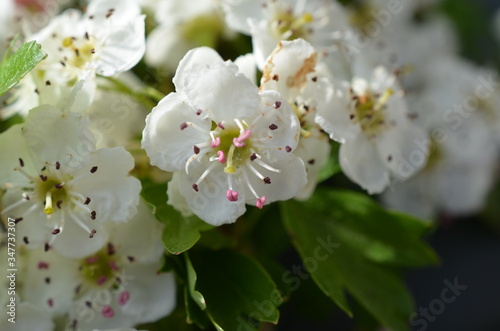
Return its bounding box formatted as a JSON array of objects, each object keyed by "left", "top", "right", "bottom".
[
  {"left": 248, "top": 18, "right": 278, "bottom": 69},
  {"left": 22, "top": 249, "right": 80, "bottom": 316},
  {"left": 22, "top": 105, "right": 96, "bottom": 168},
  {"left": 71, "top": 147, "right": 141, "bottom": 222},
  {"left": 174, "top": 50, "right": 260, "bottom": 122},
  {"left": 339, "top": 134, "right": 390, "bottom": 194},
  {"left": 261, "top": 38, "right": 317, "bottom": 98},
  {"left": 252, "top": 90, "right": 301, "bottom": 157},
  {"left": 94, "top": 16, "right": 146, "bottom": 76},
  {"left": 172, "top": 47, "right": 224, "bottom": 92},
  {"left": 0, "top": 303, "right": 54, "bottom": 331},
  {"left": 167, "top": 172, "right": 194, "bottom": 217},
  {"left": 106, "top": 200, "right": 164, "bottom": 263},
  {"left": 51, "top": 212, "right": 108, "bottom": 258},
  {"left": 222, "top": 0, "right": 261, "bottom": 34},
  {"left": 120, "top": 264, "right": 176, "bottom": 324},
  {"left": 176, "top": 163, "right": 247, "bottom": 226},
  {"left": 0, "top": 125, "right": 36, "bottom": 186},
  {"left": 243, "top": 153, "right": 307, "bottom": 205},
  {"left": 315, "top": 86, "right": 359, "bottom": 143},
  {"left": 376, "top": 122, "right": 429, "bottom": 181},
  {"left": 293, "top": 129, "right": 331, "bottom": 200},
  {"left": 234, "top": 53, "right": 257, "bottom": 85},
  {"left": 145, "top": 24, "right": 192, "bottom": 70},
  {"left": 142, "top": 92, "right": 211, "bottom": 172}
]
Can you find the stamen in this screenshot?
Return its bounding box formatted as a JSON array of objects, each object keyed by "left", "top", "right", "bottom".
[
  {"left": 226, "top": 189, "right": 239, "bottom": 202},
  {"left": 247, "top": 163, "right": 266, "bottom": 181},
  {"left": 68, "top": 210, "right": 92, "bottom": 234},
  {"left": 14, "top": 167, "right": 34, "bottom": 180},
  {"left": 56, "top": 200, "right": 63, "bottom": 209},
  {"left": 107, "top": 243, "right": 115, "bottom": 255},
  {"left": 101, "top": 306, "right": 114, "bottom": 318},
  {"left": 275, "top": 101, "right": 282, "bottom": 109},
  {"left": 195, "top": 162, "right": 217, "bottom": 185},
  {"left": 256, "top": 196, "right": 267, "bottom": 209},
  {"left": 109, "top": 260, "right": 119, "bottom": 272},
  {"left": 211, "top": 136, "right": 221, "bottom": 148},
  {"left": 72, "top": 198, "right": 93, "bottom": 214},
  {"left": 84, "top": 197, "right": 91, "bottom": 205},
  {"left": 254, "top": 159, "right": 281, "bottom": 173},
  {"left": 186, "top": 121, "right": 209, "bottom": 134},
  {"left": 194, "top": 145, "right": 200, "bottom": 154},
  {"left": 217, "top": 151, "right": 226, "bottom": 163},
  {"left": 56, "top": 161, "right": 61, "bottom": 170},
  {"left": 90, "top": 211, "right": 96, "bottom": 220},
  {"left": 85, "top": 255, "right": 99, "bottom": 263},
  {"left": 218, "top": 122, "right": 225, "bottom": 130},
  {"left": 234, "top": 118, "right": 245, "bottom": 132},
  {"left": 269, "top": 124, "right": 278, "bottom": 130},
  {"left": 44, "top": 192, "right": 54, "bottom": 215},
  {"left": 90, "top": 166, "right": 98, "bottom": 173},
  {"left": 192, "top": 184, "right": 199, "bottom": 192},
  {"left": 23, "top": 237, "right": 29, "bottom": 244},
  {"left": 97, "top": 275, "right": 107, "bottom": 285},
  {"left": 233, "top": 130, "right": 252, "bottom": 148},
  {"left": 51, "top": 228, "right": 61, "bottom": 235},
  {"left": 89, "top": 229, "right": 97, "bottom": 238},
  {"left": 19, "top": 158, "right": 24, "bottom": 167},
  {"left": 374, "top": 88, "right": 394, "bottom": 111},
  {"left": 118, "top": 291, "right": 130, "bottom": 306},
  {"left": 38, "top": 262, "right": 49, "bottom": 269},
  {"left": 1, "top": 197, "right": 28, "bottom": 214},
  {"left": 285, "top": 146, "right": 292, "bottom": 153}
]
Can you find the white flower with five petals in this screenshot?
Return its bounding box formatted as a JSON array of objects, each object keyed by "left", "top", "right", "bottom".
[
  {"left": 315, "top": 57, "right": 429, "bottom": 194},
  {"left": 142, "top": 47, "right": 307, "bottom": 225},
  {"left": 0, "top": 105, "right": 141, "bottom": 258}
]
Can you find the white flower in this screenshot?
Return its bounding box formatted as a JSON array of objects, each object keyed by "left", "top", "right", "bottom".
[
  {"left": 145, "top": 0, "right": 228, "bottom": 71},
  {"left": 315, "top": 57, "right": 428, "bottom": 194},
  {"left": 20, "top": 200, "right": 176, "bottom": 330},
  {"left": 0, "top": 105, "right": 141, "bottom": 258},
  {"left": 142, "top": 47, "right": 307, "bottom": 225},
  {"left": 222, "top": 0, "right": 351, "bottom": 69},
  {"left": 0, "top": 302, "right": 54, "bottom": 331},
  {"left": 382, "top": 55, "right": 500, "bottom": 218},
  {"left": 260, "top": 39, "right": 331, "bottom": 200},
  {"left": 87, "top": 73, "right": 147, "bottom": 149},
  {"left": 31, "top": 0, "right": 145, "bottom": 80}
]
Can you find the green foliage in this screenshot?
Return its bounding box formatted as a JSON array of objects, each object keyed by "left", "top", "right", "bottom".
[
  {"left": 141, "top": 181, "right": 213, "bottom": 254},
  {"left": 281, "top": 189, "right": 438, "bottom": 331},
  {"left": 0, "top": 40, "right": 46, "bottom": 96},
  {"left": 186, "top": 249, "right": 281, "bottom": 331}
]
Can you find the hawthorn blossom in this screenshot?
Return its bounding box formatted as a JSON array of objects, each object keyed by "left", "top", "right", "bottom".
[
  {"left": 0, "top": 105, "right": 141, "bottom": 258},
  {"left": 142, "top": 47, "right": 307, "bottom": 225},
  {"left": 382, "top": 55, "right": 500, "bottom": 218},
  {"left": 222, "top": 0, "right": 351, "bottom": 69},
  {"left": 145, "top": 0, "right": 230, "bottom": 71},
  {"left": 260, "top": 39, "right": 331, "bottom": 200},
  {"left": 2, "top": 0, "right": 145, "bottom": 118},
  {"left": 315, "top": 57, "right": 428, "bottom": 194},
  {"left": 20, "top": 201, "right": 176, "bottom": 330}
]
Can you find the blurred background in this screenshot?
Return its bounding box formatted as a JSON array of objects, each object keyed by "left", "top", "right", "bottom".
[{"left": 276, "top": 1, "right": 500, "bottom": 330}]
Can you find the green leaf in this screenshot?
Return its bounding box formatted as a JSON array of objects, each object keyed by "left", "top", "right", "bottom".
[
  {"left": 141, "top": 181, "right": 213, "bottom": 254},
  {"left": 281, "top": 189, "right": 439, "bottom": 331},
  {"left": 188, "top": 249, "right": 282, "bottom": 331},
  {"left": 0, "top": 40, "right": 46, "bottom": 96}
]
